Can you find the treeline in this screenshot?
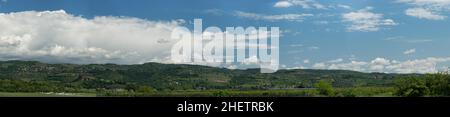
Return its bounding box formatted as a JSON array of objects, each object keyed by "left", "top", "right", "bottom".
[
  {"left": 394, "top": 72, "right": 450, "bottom": 97},
  {"left": 304, "top": 72, "right": 450, "bottom": 97},
  {"left": 0, "top": 79, "right": 79, "bottom": 92}
]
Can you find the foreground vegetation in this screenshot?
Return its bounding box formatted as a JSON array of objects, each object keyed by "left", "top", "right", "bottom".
[
  {"left": 0, "top": 61, "right": 448, "bottom": 97},
  {"left": 96, "top": 87, "right": 395, "bottom": 97},
  {"left": 394, "top": 72, "right": 450, "bottom": 97}
]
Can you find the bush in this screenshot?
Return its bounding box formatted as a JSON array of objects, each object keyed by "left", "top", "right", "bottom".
[
  {"left": 334, "top": 87, "right": 394, "bottom": 97},
  {"left": 425, "top": 72, "right": 450, "bottom": 96},
  {"left": 314, "top": 80, "right": 334, "bottom": 96},
  {"left": 394, "top": 77, "right": 429, "bottom": 97},
  {"left": 394, "top": 72, "right": 450, "bottom": 97},
  {"left": 213, "top": 90, "right": 230, "bottom": 97},
  {"left": 136, "top": 86, "right": 156, "bottom": 94}
]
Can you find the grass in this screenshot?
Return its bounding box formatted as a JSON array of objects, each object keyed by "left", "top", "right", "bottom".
[
  {"left": 0, "top": 87, "right": 395, "bottom": 97},
  {"left": 334, "top": 87, "right": 395, "bottom": 97},
  {"left": 0, "top": 92, "right": 96, "bottom": 97},
  {"left": 99, "top": 87, "right": 395, "bottom": 97},
  {"left": 153, "top": 89, "right": 320, "bottom": 97}
]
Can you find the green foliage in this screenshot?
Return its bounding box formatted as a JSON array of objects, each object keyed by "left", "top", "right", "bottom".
[
  {"left": 394, "top": 77, "right": 429, "bottom": 97},
  {"left": 314, "top": 80, "right": 334, "bottom": 96},
  {"left": 334, "top": 87, "right": 394, "bottom": 97},
  {"left": 0, "top": 60, "right": 440, "bottom": 97},
  {"left": 394, "top": 72, "right": 450, "bottom": 97},
  {"left": 0, "top": 60, "right": 404, "bottom": 92},
  {"left": 213, "top": 90, "right": 230, "bottom": 97},
  {"left": 136, "top": 86, "right": 156, "bottom": 93},
  {"left": 425, "top": 72, "right": 450, "bottom": 96}
]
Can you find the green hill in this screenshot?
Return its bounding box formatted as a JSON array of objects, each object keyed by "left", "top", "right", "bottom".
[{"left": 0, "top": 60, "right": 420, "bottom": 94}]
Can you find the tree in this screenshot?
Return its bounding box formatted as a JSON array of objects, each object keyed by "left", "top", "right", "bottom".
[
  {"left": 314, "top": 80, "right": 334, "bottom": 96},
  {"left": 425, "top": 72, "right": 450, "bottom": 96},
  {"left": 394, "top": 77, "right": 429, "bottom": 97},
  {"left": 394, "top": 72, "right": 450, "bottom": 97}
]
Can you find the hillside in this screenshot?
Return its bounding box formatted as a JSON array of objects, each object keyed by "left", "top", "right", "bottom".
[{"left": 0, "top": 60, "right": 420, "bottom": 93}]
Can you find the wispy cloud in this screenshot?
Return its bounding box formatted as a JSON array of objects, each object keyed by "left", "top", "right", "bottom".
[
  {"left": 406, "top": 39, "right": 433, "bottom": 43},
  {"left": 327, "top": 58, "right": 344, "bottom": 63},
  {"left": 398, "top": 0, "right": 450, "bottom": 20},
  {"left": 234, "top": 11, "right": 313, "bottom": 22},
  {"left": 303, "top": 59, "right": 310, "bottom": 64},
  {"left": 204, "top": 9, "right": 225, "bottom": 16},
  {"left": 383, "top": 36, "right": 433, "bottom": 43},
  {"left": 336, "top": 4, "right": 352, "bottom": 9},
  {"left": 383, "top": 36, "right": 405, "bottom": 41},
  {"left": 308, "top": 46, "right": 320, "bottom": 50},
  {"left": 405, "top": 7, "right": 446, "bottom": 20},
  {"left": 342, "top": 7, "right": 397, "bottom": 32},
  {"left": 273, "top": 0, "right": 326, "bottom": 9},
  {"left": 403, "top": 48, "right": 416, "bottom": 55},
  {"left": 312, "top": 57, "right": 450, "bottom": 73}
]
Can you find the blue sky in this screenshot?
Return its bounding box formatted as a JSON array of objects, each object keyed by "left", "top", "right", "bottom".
[{"left": 0, "top": 0, "right": 450, "bottom": 73}]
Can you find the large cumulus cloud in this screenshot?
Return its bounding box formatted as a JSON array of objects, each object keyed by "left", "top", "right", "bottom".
[{"left": 0, "top": 10, "right": 184, "bottom": 64}]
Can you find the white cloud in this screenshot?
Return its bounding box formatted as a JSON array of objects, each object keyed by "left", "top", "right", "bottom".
[
  {"left": 303, "top": 59, "right": 310, "bottom": 64},
  {"left": 403, "top": 48, "right": 416, "bottom": 55},
  {"left": 383, "top": 36, "right": 433, "bottom": 43},
  {"left": 308, "top": 46, "right": 320, "bottom": 50},
  {"left": 336, "top": 4, "right": 352, "bottom": 9},
  {"left": 226, "top": 65, "right": 238, "bottom": 70},
  {"left": 235, "top": 11, "right": 313, "bottom": 22},
  {"left": 342, "top": 8, "right": 397, "bottom": 32},
  {"left": 0, "top": 10, "right": 185, "bottom": 64},
  {"left": 242, "top": 55, "right": 259, "bottom": 65},
  {"left": 386, "top": 57, "right": 450, "bottom": 73},
  {"left": 311, "top": 57, "right": 450, "bottom": 73},
  {"left": 384, "top": 36, "right": 404, "bottom": 41},
  {"left": 312, "top": 62, "right": 326, "bottom": 69},
  {"left": 274, "top": 1, "right": 293, "bottom": 8},
  {"left": 407, "top": 39, "right": 433, "bottom": 43},
  {"left": 313, "top": 20, "right": 329, "bottom": 25},
  {"left": 273, "top": 0, "right": 326, "bottom": 9},
  {"left": 397, "top": 0, "right": 450, "bottom": 7},
  {"left": 369, "top": 58, "right": 391, "bottom": 72},
  {"left": 398, "top": 0, "right": 450, "bottom": 20},
  {"left": 328, "top": 61, "right": 368, "bottom": 71},
  {"left": 327, "top": 58, "right": 343, "bottom": 63},
  {"left": 405, "top": 7, "right": 446, "bottom": 20},
  {"left": 204, "top": 9, "right": 225, "bottom": 16}
]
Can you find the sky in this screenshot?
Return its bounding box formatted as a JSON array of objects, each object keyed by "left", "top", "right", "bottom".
[{"left": 0, "top": 0, "right": 450, "bottom": 73}]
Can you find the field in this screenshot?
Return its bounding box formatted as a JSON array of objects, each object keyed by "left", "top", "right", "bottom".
[
  {"left": 0, "top": 92, "right": 96, "bottom": 97},
  {"left": 0, "top": 87, "right": 394, "bottom": 97},
  {"left": 96, "top": 87, "right": 395, "bottom": 97}
]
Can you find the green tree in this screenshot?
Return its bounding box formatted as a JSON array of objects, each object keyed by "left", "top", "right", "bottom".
[
  {"left": 425, "top": 72, "right": 450, "bottom": 96},
  {"left": 314, "top": 80, "right": 334, "bottom": 96},
  {"left": 394, "top": 77, "right": 429, "bottom": 97}
]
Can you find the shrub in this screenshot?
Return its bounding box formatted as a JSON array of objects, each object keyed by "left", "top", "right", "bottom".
[
  {"left": 213, "top": 90, "right": 230, "bottom": 97},
  {"left": 425, "top": 72, "right": 450, "bottom": 96},
  {"left": 314, "top": 80, "right": 334, "bottom": 96},
  {"left": 136, "top": 86, "right": 156, "bottom": 94},
  {"left": 394, "top": 72, "right": 450, "bottom": 97},
  {"left": 394, "top": 77, "right": 429, "bottom": 97}
]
